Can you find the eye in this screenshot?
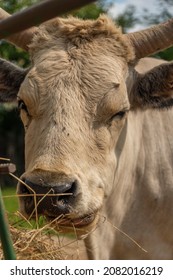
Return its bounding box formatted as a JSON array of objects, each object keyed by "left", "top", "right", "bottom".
[
  {"left": 110, "top": 111, "right": 127, "bottom": 122},
  {"left": 18, "top": 99, "right": 28, "bottom": 113}
]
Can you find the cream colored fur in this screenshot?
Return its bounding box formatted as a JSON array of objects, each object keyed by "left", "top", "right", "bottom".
[{"left": 15, "top": 16, "right": 173, "bottom": 259}]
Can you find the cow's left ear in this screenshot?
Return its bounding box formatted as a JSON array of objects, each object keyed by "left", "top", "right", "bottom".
[
  {"left": 0, "top": 58, "right": 27, "bottom": 102},
  {"left": 130, "top": 62, "right": 173, "bottom": 109}
]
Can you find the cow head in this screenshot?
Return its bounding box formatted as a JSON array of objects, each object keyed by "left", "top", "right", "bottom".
[{"left": 1, "top": 15, "right": 173, "bottom": 235}]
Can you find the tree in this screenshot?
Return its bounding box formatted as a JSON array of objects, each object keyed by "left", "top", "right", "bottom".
[
  {"left": 0, "top": 1, "right": 105, "bottom": 67},
  {"left": 114, "top": 5, "right": 139, "bottom": 33},
  {"left": 0, "top": 0, "right": 41, "bottom": 67},
  {"left": 72, "top": 3, "right": 104, "bottom": 19}
]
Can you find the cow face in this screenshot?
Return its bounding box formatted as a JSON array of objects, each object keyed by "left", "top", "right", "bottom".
[
  {"left": 17, "top": 31, "right": 131, "bottom": 233},
  {"left": 1, "top": 16, "right": 173, "bottom": 235}
]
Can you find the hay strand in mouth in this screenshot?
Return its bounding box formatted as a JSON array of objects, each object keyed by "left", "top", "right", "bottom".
[
  {"left": 101, "top": 216, "right": 147, "bottom": 253},
  {"left": 0, "top": 224, "right": 65, "bottom": 260},
  {"left": 4, "top": 164, "right": 146, "bottom": 258},
  {"left": 2, "top": 193, "right": 73, "bottom": 198},
  {"left": 10, "top": 172, "right": 39, "bottom": 228},
  {"left": 0, "top": 210, "right": 87, "bottom": 260},
  {"left": 0, "top": 157, "right": 10, "bottom": 161},
  {"left": 1, "top": 171, "right": 87, "bottom": 260}
]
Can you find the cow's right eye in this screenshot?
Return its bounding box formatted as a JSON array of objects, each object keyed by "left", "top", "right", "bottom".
[{"left": 18, "top": 100, "right": 28, "bottom": 113}]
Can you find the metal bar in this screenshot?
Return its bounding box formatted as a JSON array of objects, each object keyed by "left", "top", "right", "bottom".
[
  {"left": 0, "top": 187, "right": 16, "bottom": 260},
  {"left": 0, "top": 0, "right": 95, "bottom": 39},
  {"left": 0, "top": 161, "right": 16, "bottom": 259},
  {"left": 0, "top": 8, "right": 37, "bottom": 50},
  {"left": 0, "top": 163, "right": 16, "bottom": 174}
]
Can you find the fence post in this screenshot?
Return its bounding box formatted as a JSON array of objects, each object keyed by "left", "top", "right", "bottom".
[{"left": 0, "top": 163, "right": 16, "bottom": 260}]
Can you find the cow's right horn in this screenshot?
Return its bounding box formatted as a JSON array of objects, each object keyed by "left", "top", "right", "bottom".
[
  {"left": 125, "top": 19, "right": 173, "bottom": 59},
  {"left": 0, "top": 8, "right": 36, "bottom": 51}
]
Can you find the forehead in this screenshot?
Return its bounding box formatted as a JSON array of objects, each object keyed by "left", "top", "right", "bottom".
[
  {"left": 20, "top": 48, "right": 128, "bottom": 117},
  {"left": 29, "top": 15, "right": 134, "bottom": 62},
  {"left": 30, "top": 46, "right": 126, "bottom": 83},
  {"left": 20, "top": 50, "right": 127, "bottom": 115},
  {"left": 20, "top": 16, "right": 134, "bottom": 105},
  {"left": 28, "top": 15, "right": 134, "bottom": 82}
]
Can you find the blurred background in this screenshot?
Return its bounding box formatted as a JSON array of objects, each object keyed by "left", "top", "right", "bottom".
[{"left": 0, "top": 0, "right": 173, "bottom": 189}]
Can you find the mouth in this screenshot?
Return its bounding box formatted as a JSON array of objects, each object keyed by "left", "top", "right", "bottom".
[
  {"left": 49, "top": 212, "right": 99, "bottom": 236},
  {"left": 58, "top": 213, "right": 95, "bottom": 227}
]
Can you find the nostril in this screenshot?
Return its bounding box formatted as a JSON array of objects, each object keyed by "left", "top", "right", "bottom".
[
  {"left": 18, "top": 178, "right": 79, "bottom": 216},
  {"left": 56, "top": 181, "right": 77, "bottom": 204},
  {"left": 56, "top": 183, "right": 74, "bottom": 194}
]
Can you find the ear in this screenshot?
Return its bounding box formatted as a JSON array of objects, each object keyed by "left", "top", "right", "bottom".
[
  {"left": 0, "top": 58, "right": 27, "bottom": 102},
  {"left": 131, "top": 62, "right": 173, "bottom": 109}
]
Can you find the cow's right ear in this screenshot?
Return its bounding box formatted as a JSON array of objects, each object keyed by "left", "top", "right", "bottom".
[
  {"left": 130, "top": 62, "right": 173, "bottom": 109},
  {"left": 0, "top": 58, "right": 27, "bottom": 102}
]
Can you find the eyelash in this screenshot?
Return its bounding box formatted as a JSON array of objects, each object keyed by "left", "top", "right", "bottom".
[
  {"left": 18, "top": 100, "right": 28, "bottom": 114},
  {"left": 109, "top": 110, "right": 127, "bottom": 122},
  {"left": 17, "top": 99, "right": 127, "bottom": 126}
]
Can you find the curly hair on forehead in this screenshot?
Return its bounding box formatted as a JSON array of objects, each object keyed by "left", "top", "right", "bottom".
[{"left": 29, "top": 15, "right": 135, "bottom": 63}]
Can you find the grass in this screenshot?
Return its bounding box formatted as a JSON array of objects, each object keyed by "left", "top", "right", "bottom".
[
  {"left": 1, "top": 187, "right": 52, "bottom": 230},
  {"left": 1, "top": 187, "right": 35, "bottom": 228},
  {"left": 1, "top": 186, "right": 74, "bottom": 237},
  {"left": 1, "top": 187, "right": 18, "bottom": 213},
  {"left": 0, "top": 187, "right": 77, "bottom": 260},
  {"left": 1, "top": 187, "right": 23, "bottom": 226}
]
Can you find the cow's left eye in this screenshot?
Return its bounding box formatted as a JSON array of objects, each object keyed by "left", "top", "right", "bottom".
[
  {"left": 110, "top": 110, "right": 127, "bottom": 122},
  {"left": 18, "top": 100, "right": 28, "bottom": 113}
]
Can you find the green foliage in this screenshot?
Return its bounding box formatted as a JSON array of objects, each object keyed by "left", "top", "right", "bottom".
[
  {"left": 1, "top": 0, "right": 173, "bottom": 63},
  {"left": 0, "top": 42, "right": 29, "bottom": 67},
  {"left": 0, "top": 0, "right": 40, "bottom": 13},
  {"left": 138, "top": 0, "right": 173, "bottom": 60},
  {"left": 72, "top": 3, "right": 104, "bottom": 19},
  {"left": 141, "top": 0, "right": 173, "bottom": 25},
  {"left": 115, "top": 5, "right": 139, "bottom": 33},
  {"left": 1, "top": 186, "right": 49, "bottom": 231},
  {"left": 154, "top": 47, "right": 173, "bottom": 61},
  {"left": 0, "top": 1, "right": 105, "bottom": 67},
  {"left": 0, "top": 0, "right": 40, "bottom": 67}
]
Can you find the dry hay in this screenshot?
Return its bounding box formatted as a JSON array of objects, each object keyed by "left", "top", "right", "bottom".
[
  {"left": 0, "top": 216, "right": 87, "bottom": 260},
  {"left": 0, "top": 225, "right": 64, "bottom": 260},
  {"left": 0, "top": 164, "right": 87, "bottom": 260},
  {"left": 0, "top": 158, "right": 146, "bottom": 259}
]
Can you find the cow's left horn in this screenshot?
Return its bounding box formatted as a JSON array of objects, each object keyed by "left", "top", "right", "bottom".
[
  {"left": 0, "top": 8, "right": 36, "bottom": 51},
  {"left": 125, "top": 19, "right": 173, "bottom": 59}
]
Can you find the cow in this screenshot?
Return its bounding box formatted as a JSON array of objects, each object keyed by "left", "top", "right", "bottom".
[{"left": 1, "top": 8, "right": 173, "bottom": 260}]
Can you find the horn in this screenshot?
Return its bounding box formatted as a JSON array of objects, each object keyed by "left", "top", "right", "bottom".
[
  {"left": 125, "top": 19, "right": 173, "bottom": 59},
  {"left": 0, "top": 8, "right": 36, "bottom": 51},
  {"left": 0, "top": 1, "right": 95, "bottom": 51}
]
